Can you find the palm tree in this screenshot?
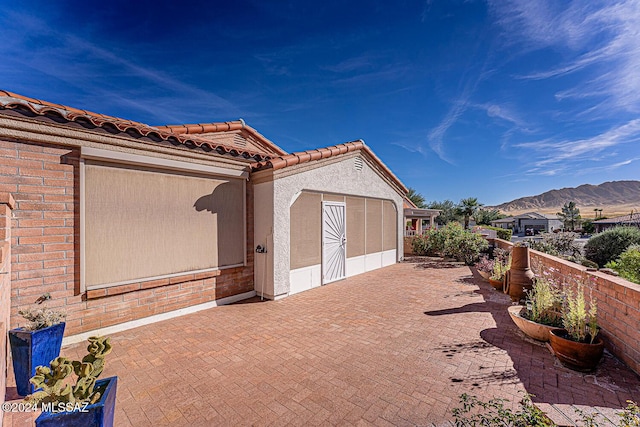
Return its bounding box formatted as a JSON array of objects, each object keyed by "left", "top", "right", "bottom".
[
  {"left": 458, "top": 197, "right": 483, "bottom": 229},
  {"left": 406, "top": 187, "right": 426, "bottom": 208}
]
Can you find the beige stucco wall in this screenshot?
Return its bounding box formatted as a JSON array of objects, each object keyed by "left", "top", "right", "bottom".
[{"left": 253, "top": 154, "right": 404, "bottom": 298}]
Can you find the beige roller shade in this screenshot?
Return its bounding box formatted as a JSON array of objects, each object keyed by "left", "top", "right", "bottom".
[
  {"left": 346, "top": 196, "right": 366, "bottom": 257},
  {"left": 323, "top": 194, "right": 345, "bottom": 203},
  {"left": 290, "top": 192, "right": 322, "bottom": 269},
  {"left": 365, "top": 199, "right": 383, "bottom": 254},
  {"left": 383, "top": 200, "right": 397, "bottom": 251},
  {"left": 84, "top": 161, "right": 244, "bottom": 288}
]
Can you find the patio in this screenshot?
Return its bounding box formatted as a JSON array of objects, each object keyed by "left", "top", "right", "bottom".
[{"left": 4, "top": 258, "right": 640, "bottom": 426}]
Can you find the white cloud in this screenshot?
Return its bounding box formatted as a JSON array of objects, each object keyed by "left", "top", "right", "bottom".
[
  {"left": 489, "top": 0, "right": 640, "bottom": 113},
  {"left": 515, "top": 119, "right": 640, "bottom": 173}
]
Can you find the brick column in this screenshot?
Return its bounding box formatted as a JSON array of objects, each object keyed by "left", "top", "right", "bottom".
[{"left": 0, "top": 193, "right": 15, "bottom": 419}]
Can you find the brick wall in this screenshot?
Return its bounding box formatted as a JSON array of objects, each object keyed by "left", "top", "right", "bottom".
[
  {"left": 0, "top": 193, "right": 14, "bottom": 418},
  {"left": 0, "top": 138, "right": 254, "bottom": 336},
  {"left": 491, "top": 238, "right": 640, "bottom": 374}
]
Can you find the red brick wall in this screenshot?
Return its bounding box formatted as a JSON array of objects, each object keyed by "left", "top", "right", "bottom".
[
  {"left": 0, "top": 193, "right": 15, "bottom": 415},
  {"left": 1, "top": 138, "right": 254, "bottom": 336},
  {"left": 491, "top": 238, "right": 640, "bottom": 374}
]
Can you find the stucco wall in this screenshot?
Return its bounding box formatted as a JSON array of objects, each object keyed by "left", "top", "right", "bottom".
[{"left": 256, "top": 154, "right": 404, "bottom": 298}]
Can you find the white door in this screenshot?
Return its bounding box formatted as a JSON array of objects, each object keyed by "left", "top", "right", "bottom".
[{"left": 322, "top": 202, "right": 346, "bottom": 284}]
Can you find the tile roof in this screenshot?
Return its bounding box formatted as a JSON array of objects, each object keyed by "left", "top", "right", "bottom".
[
  {"left": 0, "top": 90, "right": 274, "bottom": 161},
  {"left": 251, "top": 140, "right": 408, "bottom": 193},
  {"left": 156, "top": 121, "right": 287, "bottom": 156},
  {"left": 593, "top": 212, "right": 640, "bottom": 224}
]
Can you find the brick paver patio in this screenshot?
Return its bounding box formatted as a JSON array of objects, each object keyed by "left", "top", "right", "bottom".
[{"left": 5, "top": 258, "right": 640, "bottom": 426}]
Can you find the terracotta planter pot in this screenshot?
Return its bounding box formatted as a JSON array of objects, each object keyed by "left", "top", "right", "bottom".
[
  {"left": 478, "top": 270, "right": 490, "bottom": 281},
  {"left": 489, "top": 278, "right": 503, "bottom": 291},
  {"left": 507, "top": 305, "right": 558, "bottom": 342},
  {"left": 549, "top": 329, "right": 604, "bottom": 372}
]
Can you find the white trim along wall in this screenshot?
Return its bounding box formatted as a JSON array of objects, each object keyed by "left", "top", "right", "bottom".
[{"left": 253, "top": 154, "right": 403, "bottom": 299}]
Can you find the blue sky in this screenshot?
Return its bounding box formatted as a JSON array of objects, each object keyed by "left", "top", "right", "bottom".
[{"left": 1, "top": 0, "right": 639, "bottom": 206}]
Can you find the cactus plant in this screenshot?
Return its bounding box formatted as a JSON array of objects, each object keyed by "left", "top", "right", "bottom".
[{"left": 25, "top": 336, "right": 112, "bottom": 407}]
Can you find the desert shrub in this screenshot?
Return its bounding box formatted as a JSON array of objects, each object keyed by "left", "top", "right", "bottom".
[
  {"left": 478, "top": 225, "right": 512, "bottom": 241},
  {"left": 474, "top": 255, "right": 494, "bottom": 274},
  {"left": 584, "top": 226, "right": 640, "bottom": 267},
  {"left": 605, "top": 244, "right": 640, "bottom": 284},
  {"left": 523, "top": 277, "right": 563, "bottom": 327},
  {"left": 413, "top": 223, "right": 487, "bottom": 264},
  {"left": 529, "top": 232, "right": 581, "bottom": 258},
  {"left": 490, "top": 247, "right": 511, "bottom": 280},
  {"left": 411, "top": 234, "right": 430, "bottom": 256},
  {"left": 446, "top": 232, "right": 488, "bottom": 265},
  {"left": 496, "top": 228, "right": 513, "bottom": 241}
]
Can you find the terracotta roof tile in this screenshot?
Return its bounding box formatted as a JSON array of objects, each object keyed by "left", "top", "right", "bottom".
[
  {"left": 0, "top": 90, "right": 274, "bottom": 162},
  {"left": 251, "top": 140, "right": 408, "bottom": 193},
  {"left": 157, "top": 121, "right": 287, "bottom": 156}
]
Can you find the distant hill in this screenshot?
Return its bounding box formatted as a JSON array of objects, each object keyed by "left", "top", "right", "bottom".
[{"left": 492, "top": 181, "right": 640, "bottom": 217}]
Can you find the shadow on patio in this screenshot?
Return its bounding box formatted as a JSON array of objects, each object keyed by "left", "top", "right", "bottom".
[{"left": 5, "top": 258, "right": 640, "bottom": 426}]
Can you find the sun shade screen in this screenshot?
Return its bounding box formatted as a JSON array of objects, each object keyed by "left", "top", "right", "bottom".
[
  {"left": 365, "top": 199, "right": 383, "bottom": 254},
  {"left": 290, "top": 192, "right": 322, "bottom": 269},
  {"left": 383, "top": 200, "right": 397, "bottom": 251},
  {"left": 346, "top": 196, "right": 366, "bottom": 257},
  {"left": 84, "top": 161, "right": 244, "bottom": 288}
]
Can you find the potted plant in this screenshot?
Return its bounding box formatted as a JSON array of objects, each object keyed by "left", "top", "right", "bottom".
[
  {"left": 508, "top": 276, "right": 563, "bottom": 341},
  {"left": 474, "top": 255, "right": 494, "bottom": 281},
  {"left": 489, "top": 248, "right": 510, "bottom": 291},
  {"left": 24, "top": 336, "right": 117, "bottom": 427},
  {"left": 9, "top": 295, "right": 66, "bottom": 396},
  {"left": 549, "top": 283, "right": 604, "bottom": 371}
]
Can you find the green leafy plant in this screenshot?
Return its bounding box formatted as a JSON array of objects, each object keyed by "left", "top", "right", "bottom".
[
  {"left": 451, "top": 393, "right": 554, "bottom": 427},
  {"left": 450, "top": 394, "right": 639, "bottom": 427},
  {"left": 618, "top": 400, "right": 640, "bottom": 426},
  {"left": 474, "top": 255, "right": 494, "bottom": 274},
  {"left": 529, "top": 232, "right": 581, "bottom": 258},
  {"left": 585, "top": 226, "right": 640, "bottom": 267},
  {"left": 562, "top": 284, "right": 598, "bottom": 343},
  {"left": 490, "top": 247, "right": 511, "bottom": 281},
  {"left": 523, "top": 277, "right": 563, "bottom": 327},
  {"left": 411, "top": 223, "right": 488, "bottom": 265},
  {"left": 18, "top": 301, "right": 66, "bottom": 331},
  {"left": 25, "top": 336, "right": 112, "bottom": 408},
  {"left": 605, "top": 244, "right": 640, "bottom": 284}
]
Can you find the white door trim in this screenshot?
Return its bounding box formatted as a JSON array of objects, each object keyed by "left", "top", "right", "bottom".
[{"left": 322, "top": 201, "right": 347, "bottom": 284}]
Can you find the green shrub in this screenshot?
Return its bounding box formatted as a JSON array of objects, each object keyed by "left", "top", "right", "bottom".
[
  {"left": 584, "top": 226, "right": 640, "bottom": 267},
  {"left": 529, "top": 232, "right": 580, "bottom": 258},
  {"left": 477, "top": 225, "right": 512, "bottom": 241},
  {"left": 496, "top": 228, "right": 512, "bottom": 241},
  {"left": 411, "top": 223, "right": 488, "bottom": 264},
  {"left": 606, "top": 244, "right": 640, "bottom": 284}
]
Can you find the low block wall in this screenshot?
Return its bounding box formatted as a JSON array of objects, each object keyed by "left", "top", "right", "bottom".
[{"left": 491, "top": 238, "right": 640, "bottom": 374}]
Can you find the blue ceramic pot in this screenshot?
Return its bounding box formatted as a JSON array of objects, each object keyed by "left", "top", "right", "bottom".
[
  {"left": 8, "top": 322, "right": 66, "bottom": 396},
  {"left": 35, "top": 376, "right": 118, "bottom": 427}
]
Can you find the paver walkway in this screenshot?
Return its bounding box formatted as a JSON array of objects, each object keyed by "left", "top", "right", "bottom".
[{"left": 4, "top": 258, "right": 640, "bottom": 426}]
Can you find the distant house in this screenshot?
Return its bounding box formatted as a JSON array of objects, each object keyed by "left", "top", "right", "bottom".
[
  {"left": 490, "top": 212, "right": 563, "bottom": 234},
  {"left": 403, "top": 198, "right": 440, "bottom": 236},
  {"left": 593, "top": 212, "right": 640, "bottom": 233}
]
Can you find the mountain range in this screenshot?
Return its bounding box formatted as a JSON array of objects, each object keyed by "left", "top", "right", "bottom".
[{"left": 492, "top": 180, "right": 640, "bottom": 217}]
